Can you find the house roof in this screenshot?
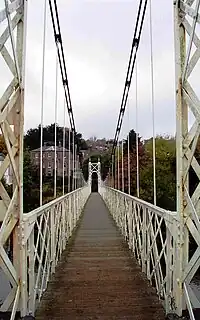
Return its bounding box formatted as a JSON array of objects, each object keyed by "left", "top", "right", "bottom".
[{"left": 31, "top": 145, "right": 70, "bottom": 152}]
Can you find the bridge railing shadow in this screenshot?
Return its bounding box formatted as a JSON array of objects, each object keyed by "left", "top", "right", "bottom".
[{"left": 21, "top": 186, "right": 90, "bottom": 317}]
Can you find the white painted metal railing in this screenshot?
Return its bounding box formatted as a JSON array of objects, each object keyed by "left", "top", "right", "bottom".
[
  {"left": 20, "top": 186, "right": 89, "bottom": 317},
  {"left": 100, "top": 186, "right": 181, "bottom": 315}
]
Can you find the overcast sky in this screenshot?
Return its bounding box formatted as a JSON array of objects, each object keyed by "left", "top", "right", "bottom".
[{"left": 1, "top": 1, "right": 179, "bottom": 140}]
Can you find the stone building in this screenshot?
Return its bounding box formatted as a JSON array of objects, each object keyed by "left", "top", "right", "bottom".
[{"left": 31, "top": 143, "right": 78, "bottom": 177}]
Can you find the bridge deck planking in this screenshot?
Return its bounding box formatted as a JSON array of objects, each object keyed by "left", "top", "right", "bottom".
[{"left": 36, "top": 193, "right": 165, "bottom": 320}]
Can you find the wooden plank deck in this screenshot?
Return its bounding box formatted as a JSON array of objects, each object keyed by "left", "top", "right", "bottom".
[{"left": 36, "top": 193, "right": 165, "bottom": 320}]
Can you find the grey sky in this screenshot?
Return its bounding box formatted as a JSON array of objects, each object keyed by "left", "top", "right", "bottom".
[{"left": 1, "top": 1, "right": 177, "bottom": 140}]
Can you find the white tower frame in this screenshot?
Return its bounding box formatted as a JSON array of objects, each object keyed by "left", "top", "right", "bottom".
[
  {"left": 0, "top": 0, "right": 27, "bottom": 318},
  {"left": 88, "top": 159, "right": 101, "bottom": 193},
  {"left": 174, "top": 0, "right": 200, "bottom": 316}
]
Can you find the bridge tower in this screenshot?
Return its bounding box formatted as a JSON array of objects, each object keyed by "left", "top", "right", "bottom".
[
  {"left": 0, "top": 1, "right": 27, "bottom": 317},
  {"left": 174, "top": 0, "right": 200, "bottom": 316},
  {"left": 88, "top": 159, "right": 101, "bottom": 193}
]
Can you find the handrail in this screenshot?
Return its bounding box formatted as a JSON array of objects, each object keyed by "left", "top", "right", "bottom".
[
  {"left": 23, "top": 187, "right": 84, "bottom": 221},
  {"left": 20, "top": 185, "right": 90, "bottom": 316},
  {"left": 100, "top": 185, "right": 180, "bottom": 315},
  {"left": 101, "top": 186, "right": 178, "bottom": 222}
]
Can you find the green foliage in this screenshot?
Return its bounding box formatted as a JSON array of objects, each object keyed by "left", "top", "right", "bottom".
[
  {"left": 24, "top": 123, "right": 88, "bottom": 153},
  {"left": 115, "top": 133, "right": 177, "bottom": 211},
  {"left": 23, "top": 150, "right": 40, "bottom": 212},
  {"left": 139, "top": 136, "right": 176, "bottom": 210},
  {"left": 22, "top": 126, "right": 181, "bottom": 213},
  {"left": 0, "top": 135, "right": 7, "bottom": 155},
  {"left": 123, "top": 129, "right": 142, "bottom": 154}
]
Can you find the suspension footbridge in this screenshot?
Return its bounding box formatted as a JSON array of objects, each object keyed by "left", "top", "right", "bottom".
[{"left": 0, "top": 1, "right": 200, "bottom": 319}]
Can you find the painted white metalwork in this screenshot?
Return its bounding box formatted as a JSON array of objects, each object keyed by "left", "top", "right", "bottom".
[
  {"left": 174, "top": 0, "right": 200, "bottom": 317},
  {"left": 88, "top": 160, "right": 101, "bottom": 192},
  {"left": 121, "top": 140, "right": 124, "bottom": 193},
  {"left": 0, "top": 0, "right": 27, "bottom": 319},
  {"left": 68, "top": 127, "right": 71, "bottom": 193},
  {"left": 20, "top": 186, "right": 89, "bottom": 317},
  {"left": 149, "top": 0, "right": 156, "bottom": 206},
  {"left": 100, "top": 186, "right": 179, "bottom": 315},
  {"left": 135, "top": 62, "right": 140, "bottom": 198},
  {"left": 40, "top": 0, "right": 47, "bottom": 206},
  {"left": 62, "top": 98, "right": 66, "bottom": 195},
  {"left": 54, "top": 54, "right": 58, "bottom": 199},
  {"left": 111, "top": 154, "right": 114, "bottom": 188},
  {"left": 117, "top": 141, "right": 120, "bottom": 190}
]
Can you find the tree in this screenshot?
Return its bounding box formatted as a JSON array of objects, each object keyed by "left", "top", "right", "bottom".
[
  {"left": 24, "top": 124, "right": 88, "bottom": 153},
  {"left": 23, "top": 150, "right": 40, "bottom": 212},
  {"left": 123, "top": 129, "right": 140, "bottom": 153},
  {"left": 115, "top": 131, "right": 146, "bottom": 195},
  {"left": 0, "top": 135, "right": 7, "bottom": 155},
  {"left": 140, "top": 136, "right": 176, "bottom": 210}
]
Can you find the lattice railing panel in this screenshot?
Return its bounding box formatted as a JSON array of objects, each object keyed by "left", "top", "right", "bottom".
[
  {"left": 175, "top": 1, "right": 200, "bottom": 318},
  {"left": 21, "top": 186, "right": 89, "bottom": 316},
  {"left": 0, "top": 0, "right": 25, "bottom": 318},
  {"left": 100, "top": 186, "right": 178, "bottom": 314}
]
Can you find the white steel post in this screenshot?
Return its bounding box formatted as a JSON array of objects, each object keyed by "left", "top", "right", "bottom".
[
  {"left": 117, "top": 142, "right": 120, "bottom": 190},
  {"left": 98, "top": 159, "right": 101, "bottom": 191},
  {"left": 75, "top": 144, "right": 77, "bottom": 190},
  {"left": 127, "top": 132, "right": 130, "bottom": 195},
  {"left": 112, "top": 154, "right": 114, "bottom": 188},
  {"left": 54, "top": 55, "right": 58, "bottom": 199},
  {"left": 68, "top": 127, "right": 71, "bottom": 193},
  {"left": 122, "top": 140, "right": 124, "bottom": 193},
  {"left": 174, "top": 0, "right": 200, "bottom": 316},
  {"left": 88, "top": 160, "right": 92, "bottom": 193},
  {"left": 174, "top": 3, "right": 186, "bottom": 313},
  {"left": 50, "top": 207, "right": 55, "bottom": 274},
  {"left": 0, "top": 0, "right": 28, "bottom": 317},
  {"left": 62, "top": 99, "right": 66, "bottom": 196},
  {"left": 72, "top": 131, "right": 75, "bottom": 190}
]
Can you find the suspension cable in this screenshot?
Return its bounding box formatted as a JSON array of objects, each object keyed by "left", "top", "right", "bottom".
[
  {"left": 75, "top": 144, "right": 77, "bottom": 190},
  {"left": 127, "top": 101, "right": 131, "bottom": 195},
  {"left": 112, "top": 155, "right": 114, "bottom": 188},
  {"left": 111, "top": 0, "right": 148, "bottom": 161},
  {"left": 135, "top": 61, "right": 140, "bottom": 198},
  {"left": 54, "top": 54, "right": 58, "bottom": 199},
  {"left": 68, "top": 127, "right": 71, "bottom": 193},
  {"left": 72, "top": 131, "right": 75, "bottom": 190},
  {"left": 117, "top": 141, "right": 120, "bottom": 190},
  {"left": 48, "top": 0, "right": 76, "bottom": 133},
  {"left": 40, "top": 0, "right": 47, "bottom": 206},
  {"left": 121, "top": 139, "right": 124, "bottom": 193},
  {"left": 115, "top": 149, "right": 117, "bottom": 189},
  {"left": 149, "top": 0, "right": 156, "bottom": 205},
  {"left": 62, "top": 98, "right": 66, "bottom": 195}
]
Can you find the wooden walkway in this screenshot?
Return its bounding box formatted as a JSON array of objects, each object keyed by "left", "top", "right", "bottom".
[{"left": 36, "top": 193, "right": 165, "bottom": 320}]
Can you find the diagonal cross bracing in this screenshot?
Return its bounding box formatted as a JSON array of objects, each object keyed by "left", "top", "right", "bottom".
[
  {"left": 174, "top": 0, "right": 200, "bottom": 317},
  {"left": 0, "top": 0, "right": 26, "bottom": 318}
]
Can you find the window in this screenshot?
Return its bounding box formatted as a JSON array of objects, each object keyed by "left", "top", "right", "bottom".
[
  {"left": 48, "top": 153, "right": 51, "bottom": 157},
  {"left": 48, "top": 162, "right": 51, "bottom": 168},
  {"left": 35, "top": 153, "right": 38, "bottom": 158}
]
